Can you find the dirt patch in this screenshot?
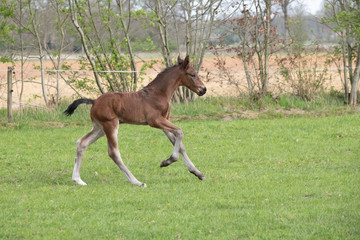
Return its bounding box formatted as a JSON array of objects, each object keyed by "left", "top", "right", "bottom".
[
  {"left": 218, "top": 108, "right": 307, "bottom": 120},
  {"left": 0, "top": 55, "right": 343, "bottom": 109},
  {"left": 43, "top": 121, "right": 67, "bottom": 128}
]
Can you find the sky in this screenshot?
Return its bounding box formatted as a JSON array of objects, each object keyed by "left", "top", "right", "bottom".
[{"left": 301, "top": 0, "right": 324, "bottom": 14}]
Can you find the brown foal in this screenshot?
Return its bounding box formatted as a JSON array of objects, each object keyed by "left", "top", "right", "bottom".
[{"left": 64, "top": 56, "right": 207, "bottom": 187}]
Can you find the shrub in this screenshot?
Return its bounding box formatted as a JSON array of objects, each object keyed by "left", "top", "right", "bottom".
[{"left": 277, "top": 50, "right": 329, "bottom": 101}]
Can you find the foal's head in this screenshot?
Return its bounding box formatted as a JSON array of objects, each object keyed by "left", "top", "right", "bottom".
[{"left": 177, "top": 56, "right": 207, "bottom": 96}]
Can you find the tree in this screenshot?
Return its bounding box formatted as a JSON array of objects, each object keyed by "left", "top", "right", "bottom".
[
  {"left": 68, "top": 0, "right": 106, "bottom": 93},
  {"left": 211, "top": 0, "right": 281, "bottom": 96},
  {"left": 1, "top": 0, "right": 58, "bottom": 108},
  {"left": 3, "top": 0, "right": 77, "bottom": 107},
  {"left": 68, "top": 0, "right": 150, "bottom": 94},
  {"left": 180, "top": 0, "right": 222, "bottom": 101},
  {"left": 323, "top": 0, "right": 360, "bottom": 105},
  {"left": 0, "top": 0, "right": 16, "bottom": 63},
  {"left": 146, "top": 0, "right": 221, "bottom": 102},
  {"left": 288, "top": 5, "right": 308, "bottom": 53},
  {"left": 149, "top": 0, "right": 178, "bottom": 67},
  {"left": 280, "top": 0, "right": 295, "bottom": 41},
  {"left": 45, "top": 0, "right": 71, "bottom": 105},
  {"left": 27, "top": 0, "right": 50, "bottom": 106}
]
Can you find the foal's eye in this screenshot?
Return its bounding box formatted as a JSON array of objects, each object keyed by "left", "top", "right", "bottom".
[{"left": 188, "top": 73, "right": 196, "bottom": 78}]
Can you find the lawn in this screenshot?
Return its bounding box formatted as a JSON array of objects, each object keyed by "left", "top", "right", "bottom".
[{"left": 0, "top": 113, "right": 359, "bottom": 239}]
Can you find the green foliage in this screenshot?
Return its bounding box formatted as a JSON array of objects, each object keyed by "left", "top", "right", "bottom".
[
  {"left": 0, "top": 0, "right": 15, "bottom": 58},
  {"left": 0, "top": 55, "right": 13, "bottom": 63},
  {"left": 324, "top": 1, "right": 360, "bottom": 43},
  {"left": 0, "top": 112, "right": 359, "bottom": 239},
  {"left": 69, "top": 1, "right": 159, "bottom": 93},
  {"left": 63, "top": 60, "right": 97, "bottom": 94},
  {"left": 322, "top": 0, "right": 360, "bottom": 104},
  {"left": 131, "top": 37, "right": 158, "bottom": 52}
]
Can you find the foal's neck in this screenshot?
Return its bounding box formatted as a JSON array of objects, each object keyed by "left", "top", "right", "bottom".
[{"left": 143, "top": 66, "right": 181, "bottom": 101}]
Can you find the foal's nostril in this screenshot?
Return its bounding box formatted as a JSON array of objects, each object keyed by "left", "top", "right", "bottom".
[{"left": 198, "top": 87, "right": 207, "bottom": 96}]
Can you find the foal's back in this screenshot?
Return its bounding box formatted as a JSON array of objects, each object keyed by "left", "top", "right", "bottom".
[{"left": 90, "top": 91, "right": 164, "bottom": 125}]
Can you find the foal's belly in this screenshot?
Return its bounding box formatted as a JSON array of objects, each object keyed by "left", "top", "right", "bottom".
[{"left": 118, "top": 114, "right": 147, "bottom": 125}]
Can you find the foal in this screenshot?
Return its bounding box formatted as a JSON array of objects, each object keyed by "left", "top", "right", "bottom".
[{"left": 64, "top": 56, "right": 207, "bottom": 187}]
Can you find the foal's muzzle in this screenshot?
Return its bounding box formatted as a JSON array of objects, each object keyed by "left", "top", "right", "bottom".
[{"left": 198, "top": 87, "right": 207, "bottom": 96}]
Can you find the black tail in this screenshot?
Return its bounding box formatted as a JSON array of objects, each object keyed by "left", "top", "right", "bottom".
[{"left": 63, "top": 98, "right": 94, "bottom": 116}]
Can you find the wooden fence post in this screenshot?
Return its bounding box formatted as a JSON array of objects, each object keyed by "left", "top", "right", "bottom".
[{"left": 7, "top": 66, "right": 14, "bottom": 123}]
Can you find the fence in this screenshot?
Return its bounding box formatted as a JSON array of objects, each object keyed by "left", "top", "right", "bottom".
[
  {"left": 6, "top": 67, "right": 13, "bottom": 122},
  {"left": 0, "top": 62, "right": 345, "bottom": 123},
  {"left": 0, "top": 67, "right": 164, "bottom": 111}
]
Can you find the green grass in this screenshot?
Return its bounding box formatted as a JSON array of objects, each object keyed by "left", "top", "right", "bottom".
[
  {"left": 1, "top": 109, "right": 359, "bottom": 239},
  {"left": 171, "top": 94, "right": 350, "bottom": 119},
  {"left": 0, "top": 93, "right": 350, "bottom": 127}
]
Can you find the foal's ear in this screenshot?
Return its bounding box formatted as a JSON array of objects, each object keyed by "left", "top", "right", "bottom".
[
  {"left": 177, "top": 56, "right": 184, "bottom": 65},
  {"left": 180, "top": 56, "right": 190, "bottom": 70}
]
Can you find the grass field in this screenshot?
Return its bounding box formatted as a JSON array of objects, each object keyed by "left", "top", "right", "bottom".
[{"left": 0, "top": 99, "right": 359, "bottom": 239}]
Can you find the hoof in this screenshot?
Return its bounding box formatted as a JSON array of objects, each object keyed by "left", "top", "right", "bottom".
[
  {"left": 73, "top": 178, "right": 87, "bottom": 186},
  {"left": 190, "top": 171, "right": 206, "bottom": 181},
  {"left": 160, "top": 157, "right": 177, "bottom": 167},
  {"left": 160, "top": 160, "right": 170, "bottom": 167},
  {"left": 198, "top": 174, "right": 206, "bottom": 181}
]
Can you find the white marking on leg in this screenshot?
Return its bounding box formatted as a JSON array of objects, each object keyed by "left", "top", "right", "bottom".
[
  {"left": 164, "top": 130, "right": 205, "bottom": 180},
  {"left": 107, "top": 127, "right": 146, "bottom": 187},
  {"left": 72, "top": 123, "right": 104, "bottom": 185},
  {"left": 170, "top": 128, "right": 183, "bottom": 160}
]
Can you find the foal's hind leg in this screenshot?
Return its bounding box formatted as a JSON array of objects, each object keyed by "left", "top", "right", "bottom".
[
  {"left": 102, "top": 120, "right": 146, "bottom": 187},
  {"left": 162, "top": 130, "right": 206, "bottom": 181},
  {"left": 73, "top": 122, "right": 104, "bottom": 185}
]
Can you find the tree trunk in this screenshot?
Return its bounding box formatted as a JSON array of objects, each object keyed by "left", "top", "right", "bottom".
[
  {"left": 68, "top": 0, "right": 105, "bottom": 94},
  {"left": 262, "top": 0, "right": 271, "bottom": 93},
  {"left": 28, "top": 0, "right": 49, "bottom": 106},
  {"left": 240, "top": 49, "right": 253, "bottom": 94},
  {"left": 118, "top": 0, "right": 138, "bottom": 91},
  {"left": 282, "top": 0, "right": 290, "bottom": 41},
  {"left": 39, "top": 55, "right": 49, "bottom": 106},
  {"left": 86, "top": 0, "right": 117, "bottom": 91},
  {"left": 341, "top": 31, "right": 349, "bottom": 104},
  {"left": 19, "top": 0, "right": 25, "bottom": 112},
  {"left": 154, "top": 0, "right": 173, "bottom": 67},
  {"left": 350, "top": 46, "right": 360, "bottom": 105},
  {"left": 7, "top": 67, "right": 13, "bottom": 123},
  {"left": 56, "top": 29, "right": 65, "bottom": 105}
]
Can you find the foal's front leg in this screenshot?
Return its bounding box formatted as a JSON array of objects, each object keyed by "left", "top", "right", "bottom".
[
  {"left": 160, "top": 127, "right": 182, "bottom": 167},
  {"left": 149, "top": 117, "right": 205, "bottom": 180},
  {"left": 162, "top": 130, "right": 205, "bottom": 180}
]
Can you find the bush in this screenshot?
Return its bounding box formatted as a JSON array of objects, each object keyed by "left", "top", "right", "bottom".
[{"left": 276, "top": 50, "right": 329, "bottom": 101}]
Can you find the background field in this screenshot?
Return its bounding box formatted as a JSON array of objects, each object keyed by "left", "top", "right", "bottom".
[
  {"left": 0, "top": 54, "right": 343, "bottom": 109},
  {"left": 0, "top": 102, "right": 359, "bottom": 239}
]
